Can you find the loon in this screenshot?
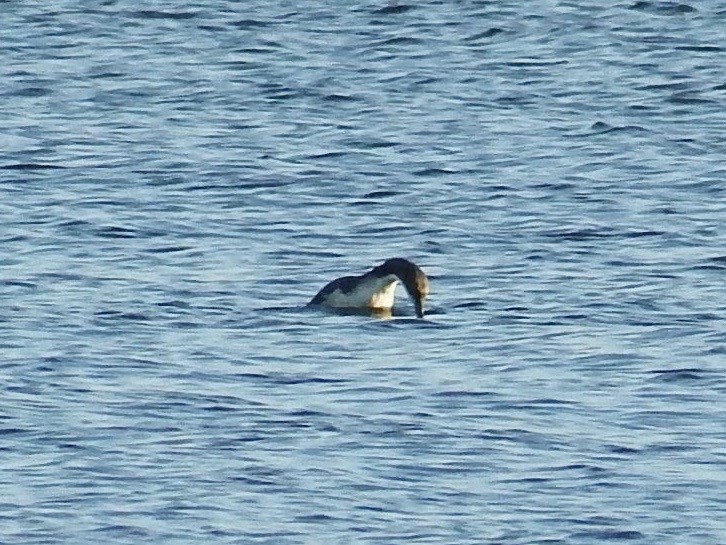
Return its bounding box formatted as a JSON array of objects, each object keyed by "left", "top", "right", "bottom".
[{"left": 308, "top": 258, "right": 429, "bottom": 318}]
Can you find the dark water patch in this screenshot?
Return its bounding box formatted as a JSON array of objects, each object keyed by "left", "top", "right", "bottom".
[
  {"left": 667, "top": 91, "right": 716, "bottom": 105},
  {"left": 94, "top": 310, "right": 152, "bottom": 322},
  {"left": 350, "top": 200, "right": 383, "bottom": 206},
  {"left": 265, "top": 249, "right": 344, "bottom": 259},
  {"left": 322, "top": 93, "right": 361, "bottom": 103},
  {"left": 502, "top": 305, "right": 529, "bottom": 315},
  {"left": 363, "top": 315, "right": 445, "bottom": 327},
  {"left": 608, "top": 445, "right": 641, "bottom": 455},
  {"left": 256, "top": 306, "right": 304, "bottom": 316},
  {"left": 507, "top": 475, "right": 552, "bottom": 484},
  {"left": 95, "top": 225, "right": 138, "bottom": 239},
  {"left": 0, "top": 428, "right": 28, "bottom": 436},
  {"left": 423, "top": 240, "right": 444, "bottom": 254},
  {"left": 307, "top": 151, "right": 348, "bottom": 159},
  {"left": 433, "top": 390, "right": 496, "bottom": 399},
  {"left": 571, "top": 528, "right": 645, "bottom": 540},
  {"left": 262, "top": 89, "right": 306, "bottom": 101},
  {"left": 201, "top": 404, "right": 239, "bottom": 413},
  {"left": 464, "top": 28, "right": 507, "bottom": 42},
  {"left": 375, "top": 36, "right": 422, "bottom": 47},
  {"left": 544, "top": 228, "right": 613, "bottom": 241},
  {"left": 413, "top": 167, "right": 457, "bottom": 177},
  {"left": 129, "top": 10, "right": 199, "bottom": 20},
  {"left": 197, "top": 23, "right": 225, "bottom": 32},
  {"left": 234, "top": 372, "right": 349, "bottom": 386},
  {"left": 637, "top": 80, "right": 691, "bottom": 92},
  {"left": 506, "top": 398, "right": 579, "bottom": 410},
  {"left": 704, "top": 255, "right": 726, "bottom": 269},
  {"left": 497, "top": 93, "right": 537, "bottom": 106},
  {"left": 551, "top": 463, "right": 607, "bottom": 473},
  {"left": 294, "top": 513, "right": 341, "bottom": 523},
  {"left": 675, "top": 45, "right": 723, "bottom": 52},
  {"left": 647, "top": 441, "right": 700, "bottom": 453},
  {"left": 452, "top": 301, "right": 487, "bottom": 310},
  {"left": 1, "top": 163, "right": 66, "bottom": 170},
  {"left": 165, "top": 318, "right": 205, "bottom": 329},
  {"left": 0, "top": 279, "right": 37, "bottom": 289},
  {"left": 143, "top": 245, "right": 194, "bottom": 254},
  {"left": 187, "top": 179, "right": 293, "bottom": 191},
  {"left": 372, "top": 4, "right": 416, "bottom": 15},
  {"left": 58, "top": 219, "right": 90, "bottom": 229},
  {"left": 532, "top": 181, "right": 574, "bottom": 191},
  {"left": 288, "top": 409, "right": 331, "bottom": 419},
  {"left": 0, "top": 234, "right": 29, "bottom": 244},
  {"left": 93, "top": 524, "right": 151, "bottom": 538},
  {"left": 356, "top": 224, "right": 414, "bottom": 235},
  {"left": 622, "top": 230, "right": 665, "bottom": 238},
  {"left": 362, "top": 190, "right": 401, "bottom": 199},
  {"left": 345, "top": 139, "right": 399, "bottom": 149},
  {"left": 628, "top": 1, "right": 696, "bottom": 15},
  {"left": 13, "top": 87, "right": 52, "bottom": 98},
  {"left": 241, "top": 531, "right": 306, "bottom": 540},
  {"left": 585, "top": 121, "right": 650, "bottom": 136},
  {"left": 34, "top": 271, "right": 87, "bottom": 282},
  {"left": 506, "top": 59, "right": 568, "bottom": 67},
  {"left": 543, "top": 228, "right": 664, "bottom": 242},
  {"left": 232, "top": 18, "right": 273, "bottom": 29},
  {"left": 647, "top": 367, "right": 707, "bottom": 381},
  {"left": 156, "top": 300, "right": 192, "bottom": 310}
]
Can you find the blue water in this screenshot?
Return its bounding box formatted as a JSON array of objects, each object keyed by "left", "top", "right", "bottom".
[{"left": 2, "top": 1, "right": 725, "bottom": 543}]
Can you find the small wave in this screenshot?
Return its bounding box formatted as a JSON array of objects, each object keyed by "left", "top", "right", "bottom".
[
  {"left": 647, "top": 367, "right": 706, "bottom": 381},
  {"left": 608, "top": 445, "right": 641, "bottom": 454},
  {"left": 143, "top": 245, "right": 193, "bottom": 254},
  {"left": 2, "top": 163, "right": 65, "bottom": 170},
  {"left": 413, "top": 167, "right": 457, "bottom": 177},
  {"left": 433, "top": 390, "right": 495, "bottom": 399},
  {"left": 544, "top": 228, "right": 612, "bottom": 241},
  {"left": 232, "top": 18, "right": 272, "bottom": 29},
  {"left": 129, "top": 10, "right": 198, "bottom": 20},
  {"left": 629, "top": 1, "right": 696, "bottom": 16},
  {"left": 667, "top": 91, "right": 716, "bottom": 105},
  {"left": 94, "top": 310, "right": 152, "bottom": 322},
  {"left": 704, "top": 255, "right": 726, "bottom": 269},
  {"left": 375, "top": 36, "right": 422, "bottom": 47},
  {"left": 344, "top": 139, "right": 399, "bottom": 149},
  {"left": 321, "top": 93, "right": 361, "bottom": 103},
  {"left": 675, "top": 45, "right": 723, "bottom": 52},
  {"left": 571, "top": 529, "right": 645, "bottom": 540},
  {"left": 13, "top": 87, "right": 52, "bottom": 98},
  {"left": 577, "top": 121, "right": 650, "bottom": 136},
  {"left": 0, "top": 279, "right": 37, "bottom": 289},
  {"left": 543, "top": 228, "right": 664, "bottom": 241},
  {"left": 464, "top": 28, "right": 507, "bottom": 42},
  {"left": 506, "top": 59, "right": 568, "bottom": 67},
  {"left": 307, "top": 151, "right": 347, "bottom": 159},
  {"left": 452, "top": 301, "right": 487, "bottom": 310},
  {"left": 95, "top": 225, "right": 138, "bottom": 239},
  {"left": 372, "top": 4, "right": 416, "bottom": 15},
  {"left": 361, "top": 190, "right": 401, "bottom": 199},
  {"left": 233, "top": 372, "right": 348, "bottom": 386}
]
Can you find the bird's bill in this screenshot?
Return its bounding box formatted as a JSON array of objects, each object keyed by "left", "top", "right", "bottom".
[{"left": 414, "top": 297, "right": 425, "bottom": 319}]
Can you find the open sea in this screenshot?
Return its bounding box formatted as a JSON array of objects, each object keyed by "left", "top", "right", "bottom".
[{"left": 1, "top": 1, "right": 725, "bottom": 544}]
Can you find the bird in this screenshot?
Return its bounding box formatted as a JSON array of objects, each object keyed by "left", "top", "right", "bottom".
[{"left": 308, "top": 258, "right": 429, "bottom": 318}]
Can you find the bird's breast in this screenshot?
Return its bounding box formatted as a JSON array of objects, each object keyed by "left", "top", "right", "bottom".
[{"left": 323, "top": 274, "right": 399, "bottom": 309}]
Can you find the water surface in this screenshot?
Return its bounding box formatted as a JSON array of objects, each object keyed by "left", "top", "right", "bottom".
[{"left": 2, "top": 1, "right": 725, "bottom": 544}]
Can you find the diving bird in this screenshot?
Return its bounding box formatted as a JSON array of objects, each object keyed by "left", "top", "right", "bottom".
[{"left": 308, "top": 258, "right": 429, "bottom": 318}]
